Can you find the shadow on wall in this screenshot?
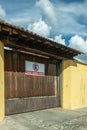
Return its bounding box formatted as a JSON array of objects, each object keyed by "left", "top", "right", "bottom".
[{"left": 62, "top": 60, "right": 77, "bottom": 71}]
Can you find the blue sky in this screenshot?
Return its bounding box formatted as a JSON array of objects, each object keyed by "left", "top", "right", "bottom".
[{"left": 0, "top": 0, "right": 87, "bottom": 63}]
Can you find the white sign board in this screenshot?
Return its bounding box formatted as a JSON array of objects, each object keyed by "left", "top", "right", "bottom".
[{"left": 25, "top": 61, "right": 45, "bottom": 76}]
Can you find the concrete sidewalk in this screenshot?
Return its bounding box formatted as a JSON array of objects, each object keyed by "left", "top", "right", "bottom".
[{"left": 0, "top": 107, "right": 87, "bottom": 130}]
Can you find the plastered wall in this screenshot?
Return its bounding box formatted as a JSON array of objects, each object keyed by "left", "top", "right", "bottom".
[
  {"left": 0, "top": 41, "right": 4, "bottom": 121},
  {"left": 62, "top": 60, "right": 87, "bottom": 109}
]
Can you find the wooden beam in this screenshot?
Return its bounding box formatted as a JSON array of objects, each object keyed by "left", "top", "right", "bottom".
[{"left": 5, "top": 40, "right": 65, "bottom": 60}]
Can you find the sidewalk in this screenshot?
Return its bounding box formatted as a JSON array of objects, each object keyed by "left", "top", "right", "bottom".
[{"left": 0, "top": 107, "right": 87, "bottom": 130}]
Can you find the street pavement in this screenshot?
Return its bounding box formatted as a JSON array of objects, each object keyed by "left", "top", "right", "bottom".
[{"left": 0, "top": 107, "right": 87, "bottom": 130}]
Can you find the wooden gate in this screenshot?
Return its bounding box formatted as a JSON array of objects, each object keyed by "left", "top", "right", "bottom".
[{"left": 5, "top": 50, "right": 61, "bottom": 115}]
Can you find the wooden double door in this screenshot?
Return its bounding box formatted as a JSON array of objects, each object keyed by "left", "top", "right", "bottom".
[{"left": 4, "top": 50, "right": 61, "bottom": 115}]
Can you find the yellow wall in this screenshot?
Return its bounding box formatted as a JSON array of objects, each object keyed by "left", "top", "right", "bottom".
[
  {"left": 0, "top": 41, "right": 4, "bottom": 121},
  {"left": 62, "top": 60, "right": 87, "bottom": 109}
]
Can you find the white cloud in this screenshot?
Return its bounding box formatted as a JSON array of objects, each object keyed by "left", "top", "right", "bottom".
[
  {"left": 54, "top": 1, "right": 87, "bottom": 36},
  {"left": 54, "top": 35, "right": 66, "bottom": 45},
  {"left": 56, "top": 13, "right": 86, "bottom": 36},
  {"left": 49, "top": 34, "right": 66, "bottom": 46},
  {"left": 58, "top": 1, "right": 87, "bottom": 17},
  {"left": 35, "top": 0, "right": 87, "bottom": 37},
  {"left": 10, "top": 17, "right": 31, "bottom": 25},
  {"left": 69, "top": 35, "right": 87, "bottom": 53},
  {"left": 9, "top": 9, "right": 41, "bottom": 26},
  {"left": 74, "top": 54, "right": 87, "bottom": 64},
  {"left": 2, "top": 0, "right": 86, "bottom": 38},
  {"left": 36, "top": 0, "right": 57, "bottom": 25},
  {"left": 28, "top": 18, "right": 51, "bottom": 37},
  {"left": 0, "top": 5, "right": 6, "bottom": 17},
  {"left": 69, "top": 35, "right": 87, "bottom": 64}
]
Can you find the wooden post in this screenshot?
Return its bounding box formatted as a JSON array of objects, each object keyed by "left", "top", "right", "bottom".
[{"left": 0, "top": 41, "right": 4, "bottom": 121}]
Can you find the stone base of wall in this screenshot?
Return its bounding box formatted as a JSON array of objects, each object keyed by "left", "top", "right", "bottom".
[{"left": 5, "top": 96, "right": 59, "bottom": 115}]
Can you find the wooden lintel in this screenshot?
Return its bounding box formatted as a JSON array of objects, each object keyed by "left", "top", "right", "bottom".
[
  {"left": 44, "top": 41, "right": 53, "bottom": 47},
  {"left": 61, "top": 48, "right": 65, "bottom": 50},
  {"left": 29, "top": 37, "right": 35, "bottom": 41},
  {"left": 5, "top": 40, "right": 65, "bottom": 60},
  {"left": 37, "top": 39, "right": 42, "bottom": 43},
  {"left": 2, "top": 27, "right": 10, "bottom": 32},
  {"left": 21, "top": 34, "right": 27, "bottom": 38},
  {"left": 12, "top": 29, "right": 19, "bottom": 35}
]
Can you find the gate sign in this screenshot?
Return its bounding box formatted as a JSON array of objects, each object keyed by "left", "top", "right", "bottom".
[{"left": 25, "top": 61, "right": 45, "bottom": 76}]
